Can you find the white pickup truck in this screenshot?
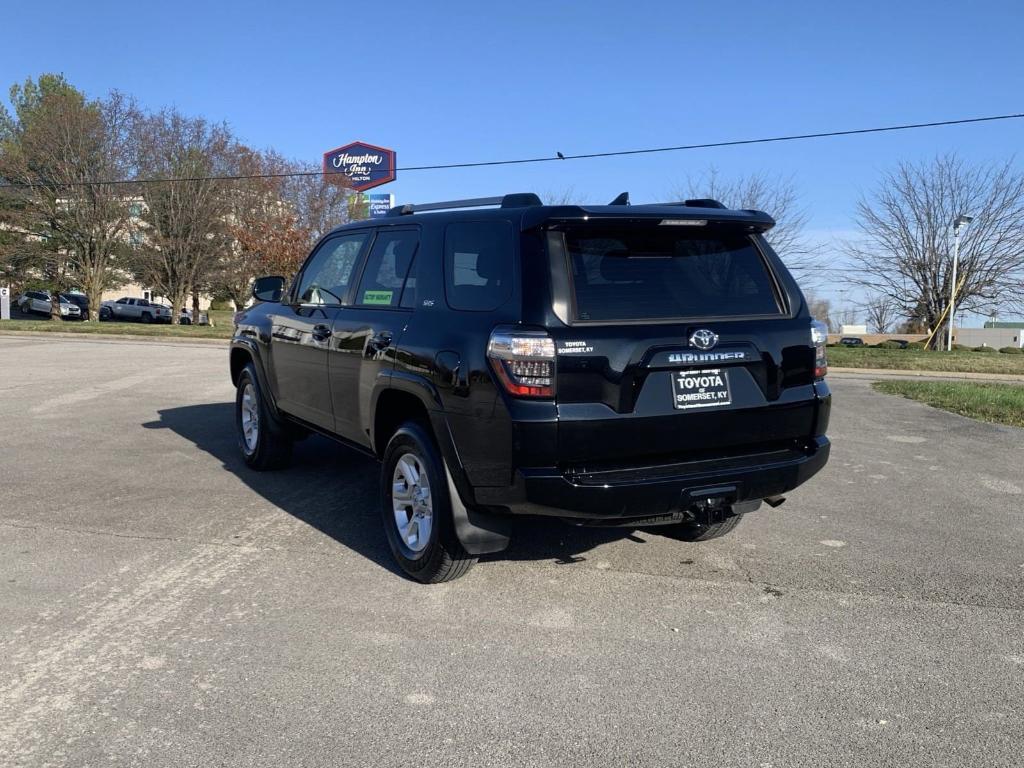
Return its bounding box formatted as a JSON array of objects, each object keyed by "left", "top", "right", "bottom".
[{"left": 99, "top": 297, "right": 172, "bottom": 323}]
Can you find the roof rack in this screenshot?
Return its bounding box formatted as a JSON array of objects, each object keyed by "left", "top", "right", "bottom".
[{"left": 388, "top": 192, "right": 542, "bottom": 217}]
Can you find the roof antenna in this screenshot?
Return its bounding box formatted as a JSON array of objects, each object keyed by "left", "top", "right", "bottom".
[{"left": 609, "top": 192, "right": 630, "bottom": 206}]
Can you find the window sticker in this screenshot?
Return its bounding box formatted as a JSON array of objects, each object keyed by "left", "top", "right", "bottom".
[{"left": 363, "top": 290, "right": 394, "bottom": 306}]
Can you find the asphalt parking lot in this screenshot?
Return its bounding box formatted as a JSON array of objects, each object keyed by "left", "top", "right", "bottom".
[{"left": 1, "top": 336, "right": 1022, "bottom": 767}]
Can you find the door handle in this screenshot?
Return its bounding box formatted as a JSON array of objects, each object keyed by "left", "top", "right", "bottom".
[
  {"left": 311, "top": 324, "right": 333, "bottom": 342},
  {"left": 367, "top": 330, "right": 393, "bottom": 351}
]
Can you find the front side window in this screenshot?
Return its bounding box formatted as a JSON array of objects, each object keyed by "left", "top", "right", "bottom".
[
  {"left": 443, "top": 221, "right": 514, "bottom": 312},
  {"left": 355, "top": 229, "right": 418, "bottom": 307},
  {"left": 295, "top": 232, "right": 369, "bottom": 305},
  {"left": 560, "top": 226, "right": 782, "bottom": 322}
]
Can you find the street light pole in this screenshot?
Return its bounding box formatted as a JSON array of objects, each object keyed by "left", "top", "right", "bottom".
[{"left": 946, "top": 214, "right": 973, "bottom": 351}]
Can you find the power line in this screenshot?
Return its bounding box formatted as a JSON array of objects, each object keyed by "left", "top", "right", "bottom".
[{"left": 1, "top": 112, "right": 1022, "bottom": 190}]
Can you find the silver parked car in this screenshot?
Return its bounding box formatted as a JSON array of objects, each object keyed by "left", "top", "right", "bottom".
[
  {"left": 18, "top": 291, "right": 82, "bottom": 319},
  {"left": 99, "top": 297, "right": 172, "bottom": 323}
]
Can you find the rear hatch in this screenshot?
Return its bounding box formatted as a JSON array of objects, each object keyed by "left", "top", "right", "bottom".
[{"left": 544, "top": 217, "right": 818, "bottom": 465}]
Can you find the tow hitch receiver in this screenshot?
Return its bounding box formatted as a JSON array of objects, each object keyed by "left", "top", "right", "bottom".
[{"left": 683, "top": 485, "right": 739, "bottom": 527}]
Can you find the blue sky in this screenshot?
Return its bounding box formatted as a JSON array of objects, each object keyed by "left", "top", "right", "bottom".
[{"left": 2, "top": 0, "right": 1022, "bottom": 313}]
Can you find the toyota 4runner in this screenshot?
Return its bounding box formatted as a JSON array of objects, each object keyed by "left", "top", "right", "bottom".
[{"left": 229, "top": 193, "right": 831, "bottom": 582}]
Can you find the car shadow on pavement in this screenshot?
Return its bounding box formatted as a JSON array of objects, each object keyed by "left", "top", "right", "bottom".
[
  {"left": 143, "top": 402, "right": 646, "bottom": 578},
  {"left": 143, "top": 402, "right": 401, "bottom": 575}
]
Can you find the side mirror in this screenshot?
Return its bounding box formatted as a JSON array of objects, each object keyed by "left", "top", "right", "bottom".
[{"left": 252, "top": 275, "right": 286, "bottom": 303}]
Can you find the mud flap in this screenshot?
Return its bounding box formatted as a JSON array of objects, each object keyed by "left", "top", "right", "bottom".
[{"left": 444, "top": 461, "right": 511, "bottom": 555}]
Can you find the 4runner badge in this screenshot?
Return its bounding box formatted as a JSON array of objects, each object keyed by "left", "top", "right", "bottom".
[{"left": 689, "top": 329, "right": 719, "bottom": 351}]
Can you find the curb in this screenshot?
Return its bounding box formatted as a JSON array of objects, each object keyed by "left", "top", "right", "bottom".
[
  {"left": 0, "top": 330, "right": 230, "bottom": 346},
  {"left": 830, "top": 367, "right": 1024, "bottom": 383}
]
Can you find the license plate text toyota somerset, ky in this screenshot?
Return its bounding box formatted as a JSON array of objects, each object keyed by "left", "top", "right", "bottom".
[{"left": 671, "top": 368, "right": 733, "bottom": 410}]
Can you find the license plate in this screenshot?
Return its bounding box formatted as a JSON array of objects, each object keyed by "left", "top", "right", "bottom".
[{"left": 671, "top": 368, "right": 732, "bottom": 410}]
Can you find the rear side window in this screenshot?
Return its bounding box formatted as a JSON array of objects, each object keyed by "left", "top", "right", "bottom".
[
  {"left": 444, "top": 221, "right": 514, "bottom": 311},
  {"left": 561, "top": 226, "right": 782, "bottom": 322},
  {"left": 355, "top": 229, "right": 418, "bottom": 307}
]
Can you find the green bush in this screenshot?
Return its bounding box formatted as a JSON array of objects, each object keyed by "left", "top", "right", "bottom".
[
  {"left": 952, "top": 344, "right": 971, "bottom": 351},
  {"left": 906, "top": 342, "right": 927, "bottom": 350},
  {"left": 875, "top": 340, "right": 903, "bottom": 349},
  {"left": 999, "top": 346, "right": 1023, "bottom": 354},
  {"left": 208, "top": 298, "right": 234, "bottom": 311},
  {"left": 973, "top": 345, "right": 998, "bottom": 353}
]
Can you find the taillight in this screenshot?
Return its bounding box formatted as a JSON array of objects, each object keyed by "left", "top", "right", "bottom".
[
  {"left": 487, "top": 330, "right": 556, "bottom": 398},
  {"left": 811, "top": 320, "right": 828, "bottom": 379}
]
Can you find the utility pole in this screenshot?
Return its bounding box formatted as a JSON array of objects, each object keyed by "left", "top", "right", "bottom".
[{"left": 946, "top": 214, "right": 974, "bottom": 351}]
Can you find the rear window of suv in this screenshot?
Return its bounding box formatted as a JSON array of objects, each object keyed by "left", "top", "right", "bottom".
[
  {"left": 559, "top": 225, "right": 783, "bottom": 322},
  {"left": 444, "top": 221, "right": 514, "bottom": 311}
]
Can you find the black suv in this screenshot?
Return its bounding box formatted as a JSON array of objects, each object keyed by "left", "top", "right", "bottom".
[{"left": 230, "top": 193, "right": 831, "bottom": 582}]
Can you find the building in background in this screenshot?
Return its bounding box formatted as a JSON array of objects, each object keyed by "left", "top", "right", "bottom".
[{"left": 953, "top": 326, "right": 1023, "bottom": 348}]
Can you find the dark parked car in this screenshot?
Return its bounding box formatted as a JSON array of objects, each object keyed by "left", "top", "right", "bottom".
[
  {"left": 229, "top": 193, "right": 832, "bottom": 582},
  {"left": 839, "top": 337, "right": 865, "bottom": 347},
  {"left": 60, "top": 292, "right": 90, "bottom": 320}
]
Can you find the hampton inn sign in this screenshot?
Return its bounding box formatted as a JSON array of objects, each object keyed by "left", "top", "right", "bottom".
[{"left": 322, "top": 141, "right": 396, "bottom": 192}]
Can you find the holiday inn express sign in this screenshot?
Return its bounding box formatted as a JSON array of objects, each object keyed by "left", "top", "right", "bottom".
[{"left": 322, "top": 141, "right": 396, "bottom": 192}]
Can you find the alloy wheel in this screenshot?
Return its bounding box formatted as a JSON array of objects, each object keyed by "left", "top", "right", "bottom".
[
  {"left": 391, "top": 452, "right": 433, "bottom": 553},
  {"left": 240, "top": 383, "right": 260, "bottom": 453}
]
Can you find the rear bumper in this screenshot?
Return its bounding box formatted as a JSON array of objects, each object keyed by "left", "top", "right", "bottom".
[{"left": 478, "top": 437, "right": 829, "bottom": 520}]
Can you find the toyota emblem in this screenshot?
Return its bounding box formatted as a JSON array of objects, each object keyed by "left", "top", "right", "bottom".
[{"left": 689, "top": 329, "right": 719, "bottom": 351}]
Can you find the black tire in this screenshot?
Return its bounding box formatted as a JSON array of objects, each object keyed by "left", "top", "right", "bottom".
[
  {"left": 381, "top": 422, "right": 476, "bottom": 583},
  {"left": 140, "top": 312, "right": 153, "bottom": 324},
  {"left": 99, "top": 307, "right": 111, "bottom": 321},
  {"left": 671, "top": 512, "right": 744, "bottom": 542},
  {"left": 235, "top": 363, "right": 292, "bottom": 470}
]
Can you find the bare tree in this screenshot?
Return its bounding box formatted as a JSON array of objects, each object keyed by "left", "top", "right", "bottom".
[
  {"left": 833, "top": 305, "right": 859, "bottom": 331},
  {"left": 673, "top": 167, "right": 821, "bottom": 286},
  {"left": 804, "top": 293, "right": 834, "bottom": 332},
  {"left": 863, "top": 295, "right": 900, "bottom": 334},
  {"left": 210, "top": 152, "right": 353, "bottom": 308},
  {"left": 132, "top": 109, "right": 235, "bottom": 323},
  {"left": 844, "top": 155, "right": 1024, "bottom": 347},
  {"left": 0, "top": 75, "right": 137, "bottom": 319},
  {"left": 212, "top": 148, "right": 289, "bottom": 309},
  {"left": 540, "top": 186, "right": 578, "bottom": 205},
  {"left": 283, "top": 162, "right": 351, "bottom": 243}
]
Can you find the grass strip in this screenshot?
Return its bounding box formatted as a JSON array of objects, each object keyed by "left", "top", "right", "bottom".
[
  {"left": 0, "top": 309, "right": 235, "bottom": 339},
  {"left": 872, "top": 380, "right": 1024, "bottom": 428},
  {"left": 829, "top": 346, "right": 1024, "bottom": 374}
]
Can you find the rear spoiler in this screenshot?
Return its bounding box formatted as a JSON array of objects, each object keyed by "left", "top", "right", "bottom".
[{"left": 523, "top": 205, "right": 776, "bottom": 233}]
